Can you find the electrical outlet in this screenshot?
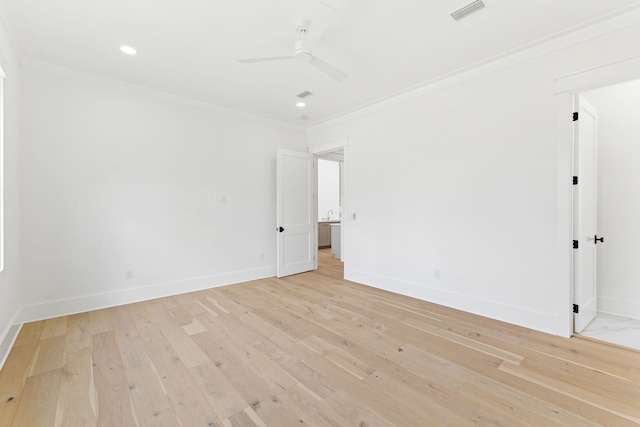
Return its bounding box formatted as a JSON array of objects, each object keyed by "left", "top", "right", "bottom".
[
  {"left": 434, "top": 270, "right": 441, "bottom": 280},
  {"left": 126, "top": 269, "right": 134, "bottom": 280}
]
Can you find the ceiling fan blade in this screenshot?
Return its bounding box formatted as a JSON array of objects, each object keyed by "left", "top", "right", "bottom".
[
  {"left": 238, "top": 56, "right": 294, "bottom": 63},
  {"left": 309, "top": 56, "right": 348, "bottom": 81}
]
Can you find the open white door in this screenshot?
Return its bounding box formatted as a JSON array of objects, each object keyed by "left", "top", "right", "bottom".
[
  {"left": 574, "top": 97, "right": 599, "bottom": 333},
  {"left": 276, "top": 149, "right": 315, "bottom": 278}
]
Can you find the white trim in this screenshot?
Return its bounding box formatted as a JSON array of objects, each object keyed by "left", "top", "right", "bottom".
[
  {"left": 310, "top": 6, "right": 640, "bottom": 131},
  {"left": 555, "top": 92, "right": 575, "bottom": 338},
  {"left": 598, "top": 296, "right": 640, "bottom": 321},
  {"left": 20, "top": 57, "right": 307, "bottom": 133},
  {"left": 554, "top": 55, "right": 640, "bottom": 338},
  {"left": 15, "top": 266, "right": 276, "bottom": 324},
  {"left": 556, "top": 54, "right": 640, "bottom": 94},
  {"left": 309, "top": 138, "right": 349, "bottom": 155},
  {"left": 345, "top": 269, "right": 560, "bottom": 335},
  {"left": 0, "top": 310, "right": 21, "bottom": 371},
  {"left": 310, "top": 138, "right": 349, "bottom": 267}
]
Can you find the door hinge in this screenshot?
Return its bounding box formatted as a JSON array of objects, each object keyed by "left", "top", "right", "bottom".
[
  {"left": 573, "top": 240, "right": 579, "bottom": 249},
  {"left": 572, "top": 176, "right": 578, "bottom": 185},
  {"left": 573, "top": 304, "right": 579, "bottom": 314},
  {"left": 573, "top": 112, "right": 579, "bottom": 121}
]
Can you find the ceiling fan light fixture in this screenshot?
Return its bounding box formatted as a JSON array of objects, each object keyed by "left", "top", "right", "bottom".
[
  {"left": 451, "top": 0, "right": 486, "bottom": 21},
  {"left": 294, "top": 40, "right": 313, "bottom": 62},
  {"left": 295, "top": 51, "right": 313, "bottom": 62},
  {"left": 120, "top": 45, "right": 137, "bottom": 55}
]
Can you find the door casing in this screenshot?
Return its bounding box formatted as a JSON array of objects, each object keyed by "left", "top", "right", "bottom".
[
  {"left": 555, "top": 56, "right": 640, "bottom": 337},
  {"left": 309, "top": 139, "right": 349, "bottom": 272}
]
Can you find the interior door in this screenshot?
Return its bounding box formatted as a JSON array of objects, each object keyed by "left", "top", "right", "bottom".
[
  {"left": 574, "top": 97, "right": 599, "bottom": 333},
  {"left": 276, "top": 148, "right": 315, "bottom": 277}
]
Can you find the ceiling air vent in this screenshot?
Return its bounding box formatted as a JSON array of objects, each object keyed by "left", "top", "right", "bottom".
[
  {"left": 451, "top": 0, "right": 486, "bottom": 21},
  {"left": 297, "top": 91, "right": 313, "bottom": 99}
]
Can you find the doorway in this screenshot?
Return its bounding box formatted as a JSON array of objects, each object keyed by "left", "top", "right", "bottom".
[
  {"left": 555, "top": 56, "right": 640, "bottom": 339},
  {"left": 310, "top": 139, "right": 348, "bottom": 278},
  {"left": 573, "top": 79, "right": 640, "bottom": 350}
]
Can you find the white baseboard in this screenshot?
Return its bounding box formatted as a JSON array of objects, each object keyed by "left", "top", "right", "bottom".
[
  {"left": 0, "top": 310, "right": 22, "bottom": 371},
  {"left": 599, "top": 296, "right": 640, "bottom": 320},
  {"left": 344, "top": 269, "right": 562, "bottom": 336},
  {"left": 16, "top": 266, "right": 277, "bottom": 324}
]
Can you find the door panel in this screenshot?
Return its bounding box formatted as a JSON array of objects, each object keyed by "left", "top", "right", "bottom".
[
  {"left": 574, "top": 97, "right": 598, "bottom": 333},
  {"left": 277, "top": 149, "right": 315, "bottom": 277}
]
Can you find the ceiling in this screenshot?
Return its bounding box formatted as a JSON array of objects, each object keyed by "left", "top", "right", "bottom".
[{"left": 2, "top": 0, "right": 640, "bottom": 126}]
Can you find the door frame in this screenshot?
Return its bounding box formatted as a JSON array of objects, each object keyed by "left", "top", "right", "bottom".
[
  {"left": 309, "top": 138, "right": 349, "bottom": 271},
  {"left": 555, "top": 55, "right": 640, "bottom": 337},
  {"left": 572, "top": 96, "right": 599, "bottom": 333}
]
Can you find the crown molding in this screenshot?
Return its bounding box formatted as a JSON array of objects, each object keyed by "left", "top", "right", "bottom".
[
  {"left": 309, "top": 4, "right": 640, "bottom": 132},
  {"left": 20, "top": 56, "right": 308, "bottom": 133}
]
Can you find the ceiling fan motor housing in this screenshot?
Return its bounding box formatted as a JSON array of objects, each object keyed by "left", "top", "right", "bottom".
[{"left": 294, "top": 39, "right": 313, "bottom": 62}]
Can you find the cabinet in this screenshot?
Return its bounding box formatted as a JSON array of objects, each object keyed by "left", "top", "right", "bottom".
[
  {"left": 318, "top": 223, "right": 331, "bottom": 248},
  {"left": 318, "top": 221, "right": 339, "bottom": 248}
]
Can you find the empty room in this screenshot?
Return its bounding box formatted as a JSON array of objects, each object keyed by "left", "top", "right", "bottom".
[{"left": 1, "top": 0, "right": 640, "bottom": 425}]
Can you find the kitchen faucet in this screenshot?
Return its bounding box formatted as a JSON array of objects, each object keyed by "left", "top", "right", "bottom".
[{"left": 327, "top": 209, "right": 334, "bottom": 220}]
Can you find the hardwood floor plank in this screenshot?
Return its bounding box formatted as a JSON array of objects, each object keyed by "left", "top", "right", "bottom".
[
  {"left": 64, "top": 312, "right": 93, "bottom": 353},
  {"left": 91, "top": 331, "right": 138, "bottom": 426},
  {"left": 0, "top": 343, "right": 38, "bottom": 427},
  {"left": 144, "top": 301, "right": 211, "bottom": 369},
  {"left": 134, "top": 312, "right": 222, "bottom": 426},
  {"left": 189, "top": 361, "right": 248, "bottom": 419},
  {"left": 40, "top": 317, "right": 68, "bottom": 340},
  {"left": 12, "top": 322, "right": 45, "bottom": 347},
  {"left": 249, "top": 392, "right": 309, "bottom": 427},
  {"left": 2, "top": 250, "right": 639, "bottom": 426},
  {"left": 322, "top": 390, "right": 396, "bottom": 427},
  {"left": 55, "top": 347, "right": 97, "bottom": 427},
  {"left": 88, "top": 309, "right": 113, "bottom": 335},
  {"left": 31, "top": 336, "right": 66, "bottom": 376},
  {"left": 191, "top": 327, "right": 278, "bottom": 403},
  {"left": 109, "top": 306, "right": 181, "bottom": 427},
  {"left": 275, "top": 384, "right": 350, "bottom": 427},
  {"left": 11, "top": 369, "right": 61, "bottom": 427}
]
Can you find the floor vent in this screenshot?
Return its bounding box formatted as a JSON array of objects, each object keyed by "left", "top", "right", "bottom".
[{"left": 451, "top": 0, "right": 486, "bottom": 21}]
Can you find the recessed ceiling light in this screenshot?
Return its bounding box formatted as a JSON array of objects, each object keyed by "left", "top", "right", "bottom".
[
  {"left": 296, "top": 101, "right": 306, "bottom": 108},
  {"left": 120, "top": 45, "right": 137, "bottom": 55}
]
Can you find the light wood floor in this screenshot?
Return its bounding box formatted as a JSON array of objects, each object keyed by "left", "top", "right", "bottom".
[{"left": 1, "top": 249, "right": 639, "bottom": 426}]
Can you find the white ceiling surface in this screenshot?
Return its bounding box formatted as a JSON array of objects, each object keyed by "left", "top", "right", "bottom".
[{"left": 4, "top": 0, "right": 640, "bottom": 126}]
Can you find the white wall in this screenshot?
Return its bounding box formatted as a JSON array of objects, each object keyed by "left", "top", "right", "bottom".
[
  {"left": 309, "top": 15, "right": 640, "bottom": 335},
  {"left": 0, "top": 19, "right": 23, "bottom": 363},
  {"left": 318, "top": 159, "right": 340, "bottom": 220},
  {"left": 18, "top": 68, "right": 307, "bottom": 320},
  {"left": 583, "top": 80, "right": 640, "bottom": 320}
]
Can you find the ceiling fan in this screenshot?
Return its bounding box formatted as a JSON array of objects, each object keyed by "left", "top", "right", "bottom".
[{"left": 238, "top": 20, "right": 348, "bottom": 82}]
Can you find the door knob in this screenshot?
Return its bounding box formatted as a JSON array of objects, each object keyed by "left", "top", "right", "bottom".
[
  {"left": 277, "top": 226, "right": 285, "bottom": 233},
  {"left": 594, "top": 235, "right": 604, "bottom": 244}
]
